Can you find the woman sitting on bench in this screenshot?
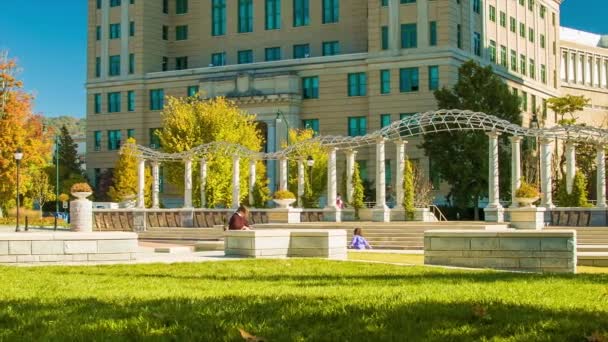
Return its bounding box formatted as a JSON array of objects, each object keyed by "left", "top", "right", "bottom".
[{"left": 228, "top": 205, "right": 253, "bottom": 230}]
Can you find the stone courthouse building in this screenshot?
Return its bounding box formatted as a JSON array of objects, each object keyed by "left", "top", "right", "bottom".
[{"left": 86, "top": 0, "right": 608, "bottom": 206}]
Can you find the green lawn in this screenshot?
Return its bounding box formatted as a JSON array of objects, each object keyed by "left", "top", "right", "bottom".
[{"left": 1, "top": 260, "right": 607, "bottom": 341}]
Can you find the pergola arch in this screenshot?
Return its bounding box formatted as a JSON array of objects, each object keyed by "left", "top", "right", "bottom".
[{"left": 127, "top": 109, "right": 608, "bottom": 220}]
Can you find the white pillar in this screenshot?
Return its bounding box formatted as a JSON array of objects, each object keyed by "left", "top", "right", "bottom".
[
  {"left": 540, "top": 138, "right": 554, "bottom": 208},
  {"left": 326, "top": 147, "right": 338, "bottom": 209},
  {"left": 183, "top": 158, "right": 193, "bottom": 208},
  {"left": 395, "top": 141, "right": 407, "bottom": 209},
  {"left": 487, "top": 132, "right": 502, "bottom": 208},
  {"left": 137, "top": 158, "right": 145, "bottom": 208},
  {"left": 375, "top": 138, "right": 387, "bottom": 209},
  {"left": 297, "top": 159, "right": 305, "bottom": 207},
  {"left": 596, "top": 145, "right": 607, "bottom": 208},
  {"left": 279, "top": 158, "right": 288, "bottom": 191},
  {"left": 200, "top": 159, "right": 207, "bottom": 208},
  {"left": 345, "top": 150, "right": 356, "bottom": 203},
  {"left": 388, "top": 0, "right": 400, "bottom": 54},
  {"left": 151, "top": 161, "right": 160, "bottom": 209},
  {"left": 565, "top": 141, "right": 576, "bottom": 194},
  {"left": 232, "top": 156, "right": 240, "bottom": 209},
  {"left": 249, "top": 159, "right": 256, "bottom": 207},
  {"left": 510, "top": 136, "right": 522, "bottom": 208}
]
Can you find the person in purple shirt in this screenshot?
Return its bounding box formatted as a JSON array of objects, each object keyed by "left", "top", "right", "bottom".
[{"left": 350, "top": 228, "right": 372, "bottom": 250}]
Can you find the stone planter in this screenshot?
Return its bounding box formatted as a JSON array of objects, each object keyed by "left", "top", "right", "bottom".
[
  {"left": 267, "top": 208, "right": 302, "bottom": 224},
  {"left": 70, "top": 192, "right": 93, "bottom": 232},
  {"left": 273, "top": 198, "right": 296, "bottom": 209},
  {"left": 515, "top": 197, "right": 539, "bottom": 208},
  {"left": 507, "top": 207, "right": 547, "bottom": 229}
]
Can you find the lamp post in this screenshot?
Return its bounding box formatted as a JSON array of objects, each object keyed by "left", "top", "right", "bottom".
[
  {"left": 530, "top": 115, "right": 540, "bottom": 185},
  {"left": 276, "top": 111, "right": 290, "bottom": 189},
  {"left": 14, "top": 148, "right": 23, "bottom": 232},
  {"left": 307, "top": 155, "right": 315, "bottom": 193}
]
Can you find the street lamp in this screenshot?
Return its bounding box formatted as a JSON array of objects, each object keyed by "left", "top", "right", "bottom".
[
  {"left": 276, "top": 111, "right": 290, "bottom": 189},
  {"left": 307, "top": 155, "right": 315, "bottom": 189},
  {"left": 14, "top": 148, "right": 23, "bottom": 232}
]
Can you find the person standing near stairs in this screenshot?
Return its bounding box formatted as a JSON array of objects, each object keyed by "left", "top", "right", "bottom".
[{"left": 349, "top": 228, "right": 372, "bottom": 250}]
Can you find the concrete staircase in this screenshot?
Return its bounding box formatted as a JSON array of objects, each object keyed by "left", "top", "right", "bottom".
[{"left": 546, "top": 227, "right": 608, "bottom": 253}]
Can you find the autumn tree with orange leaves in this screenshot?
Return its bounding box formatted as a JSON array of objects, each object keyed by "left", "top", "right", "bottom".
[{"left": 0, "top": 51, "right": 53, "bottom": 216}]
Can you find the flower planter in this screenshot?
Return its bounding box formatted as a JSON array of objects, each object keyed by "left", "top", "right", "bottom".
[
  {"left": 507, "top": 207, "right": 547, "bottom": 229},
  {"left": 516, "top": 197, "right": 539, "bottom": 208},
  {"left": 273, "top": 198, "right": 296, "bottom": 209}
]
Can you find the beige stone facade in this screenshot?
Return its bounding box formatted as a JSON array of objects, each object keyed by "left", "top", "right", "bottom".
[{"left": 86, "top": 0, "right": 607, "bottom": 206}]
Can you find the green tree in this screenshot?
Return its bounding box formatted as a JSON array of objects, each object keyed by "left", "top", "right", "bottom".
[
  {"left": 421, "top": 60, "right": 522, "bottom": 219},
  {"left": 286, "top": 128, "right": 328, "bottom": 208},
  {"left": 547, "top": 95, "right": 590, "bottom": 125},
  {"left": 108, "top": 138, "right": 152, "bottom": 206},
  {"left": 351, "top": 162, "right": 365, "bottom": 219},
  {"left": 28, "top": 167, "right": 55, "bottom": 217},
  {"left": 556, "top": 171, "right": 589, "bottom": 207},
  {"left": 158, "top": 96, "right": 268, "bottom": 207},
  {"left": 56, "top": 125, "right": 85, "bottom": 193},
  {"left": 403, "top": 158, "right": 415, "bottom": 220}
]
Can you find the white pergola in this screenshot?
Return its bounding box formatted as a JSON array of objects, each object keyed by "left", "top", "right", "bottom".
[{"left": 125, "top": 109, "right": 608, "bottom": 221}]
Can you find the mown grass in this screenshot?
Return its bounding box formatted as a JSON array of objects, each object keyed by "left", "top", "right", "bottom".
[{"left": 0, "top": 260, "right": 607, "bottom": 341}]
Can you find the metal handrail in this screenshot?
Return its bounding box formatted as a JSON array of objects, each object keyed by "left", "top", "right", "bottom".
[{"left": 429, "top": 205, "right": 448, "bottom": 222}]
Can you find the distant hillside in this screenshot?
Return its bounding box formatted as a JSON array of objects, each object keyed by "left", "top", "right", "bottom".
[{"left": 44, "top": 116, "right": 86, "bottom": 137}]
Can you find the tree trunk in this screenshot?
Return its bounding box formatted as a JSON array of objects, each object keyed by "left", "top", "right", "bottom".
[{"left": 473, "top": 193, "right": 480, "bottom": 221}]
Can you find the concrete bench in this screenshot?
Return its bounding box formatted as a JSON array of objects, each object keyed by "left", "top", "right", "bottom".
[
  {"left": 424, "top": 229, "right": 576, "bottom": 273},
  {"left": 0, "top": 232, "right": 138, "bottom": 265},
  {"left": 224, "top": 229, "right": 347, "bottom": 260}
]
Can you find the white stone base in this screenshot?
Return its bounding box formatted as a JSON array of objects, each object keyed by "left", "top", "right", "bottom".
[
  {"left": 267, "top": 208, "right": 302, "bottom": 224},
  {"left": 340, "top": 209, "right": 356, "bottom": 222},
  {"left": 508, "top": 207, "right": 546, "bottom": 229},
  {"left": 323, "top": 207, "right": 342, "bottom": 222},
  {"left": 372, "top": 207, "right": 391, "bottom": 222},
  {"left": 358, "top": 208, "right": 372, "bottom": 221},
  {"left": 484, "top": 206, "right": 505, "bottom": 223},
  {"left": 391, "top": 208, "right": 437, "bottom": 222},
  {"left": 70, "top": 199, "right": 93, "bottom": 232}
]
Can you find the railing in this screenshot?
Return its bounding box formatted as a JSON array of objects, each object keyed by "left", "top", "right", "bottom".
[{"left": 429, "top": 205, "right": 448, "bottom": 222}]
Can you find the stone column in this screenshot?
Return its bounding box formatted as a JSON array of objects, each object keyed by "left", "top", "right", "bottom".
[
  {"left": 183, "top": 158, "right": 193, "bottom": 208},
  {"left": 345, "top": 150, "right": 356, "bottom": 203},
  {"left": 200, "top": 159, "right": 207, "bottom": 208},
  {"left": 596, "top": 145, "right": 607, "bottom": 208},
  {"left": 232, "top": 156, "right": 240, "bottom": 209},
  {"left": 395, "top": 141, "right": 407, "bottom": 209},
  {"left": 375, "top": 138, "right": 387, "bottom": 209},
  {"left": 326, "top": 147, "right": 338, "bottom": 209},
  {"left": 297, "top": 159, "right": 305, "bottom": 207},
  {"left": 565, "top": 141, "right": 576, "bottom": 194},
  {"left": 279, "top": 158, "right": 288, "bottom": 191},
  {"left": 266, "top": 121, "right": 277, "bottom": 193},
  {"left": 249, "top": 159, "right": 256, "bottom": 207},
  {"left": 388, "top": 0, "right": 400, "bottom": 55},
  {"left": 137, "top": 158, "right": 145, "bottom": 208},
  {"left": 484, "top": 132, "right": 504, "bottom": 222},
  {"left": 151, "top": 161, "right": 160, "bottom": 209},
  {"left": 510, "top": 136, "right": 522, "bottom": 207},
  {"left": 540, "top": 138, "right": 554, "bottom": 208}
]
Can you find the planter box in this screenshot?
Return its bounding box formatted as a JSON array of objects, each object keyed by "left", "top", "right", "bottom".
[
  {"left": 267, "top": 208, "right": 302, "bottom": 224},
  {"left": 508, "top": 207, "right": 546, "bottom": 229}
]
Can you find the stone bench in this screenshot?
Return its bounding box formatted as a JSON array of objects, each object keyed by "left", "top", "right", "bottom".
[
  {"left": 224, "top": 229, "right": 347, "bottom": 260},
  {"left": 0, "top": 232, "right": 138, "bottom": 265},
  {"left": 424, "top": 229, "right": 576, "bottom": 273}
]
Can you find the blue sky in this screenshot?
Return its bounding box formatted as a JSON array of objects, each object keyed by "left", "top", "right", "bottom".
[{"left": 0, "top": 1, "right": 605, "bottom": 119}]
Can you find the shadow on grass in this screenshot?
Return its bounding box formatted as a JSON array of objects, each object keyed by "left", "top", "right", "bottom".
[{"left": 0, "top": 296, "right": 606, "bottom": 341}]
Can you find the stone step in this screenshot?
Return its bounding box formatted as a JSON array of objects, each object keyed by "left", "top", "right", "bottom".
[
  {"left": 577, "top": 245, "right": 608, "bottom": 253},
  {"left": 154, "top": 246, "right": 193, "bottom": 254}
]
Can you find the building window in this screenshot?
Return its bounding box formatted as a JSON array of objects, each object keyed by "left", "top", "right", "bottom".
[
  {"left": 428, "top": 66, "right": 439, "bottom": 91},
  {"left": 265, "top": 0, "right": 281, "bottom": 30},
  {"left": 127, "top": 129, "right": 135, "bottom": 139},
  {"left": 401, "top": 23, "right": 417, "bottom": 48},
  {"left": 521, "top": 91, "right": 527, "bottom": 111},
  {"left": 162, "top": 56, "right": 168, "bottom": 71},
  {"left": 500, "top": 46, "right": 507, "bottom": 67},
  {"left": 457, "top": 24, "right": 462, "bottom": 49},
  {"left": 520, "top": 54, "right": 526, "bottom": 75},
  {"left": 322, "top": 0, "right": 339, "bottom": 24},
  {"left": 400, "top": 113, "right": 415, "bottom": 120},
  {"left": 381, "top": 26, "right": 389, "bottom": 50},
  {"left": 528, "top": 0, "right": 534, "bottom": 11},
  {"left": 162, "top": 0, "right": 168, "bottom": 13},
  {"left": 162, "top": 25, "right": 168, "bottom": 40},
  {"left": 540, "top": 5, "right": 546, "bottom": 18},
  {"left": 293, "top": 44, "right": 310, "bottom": 58},
  {"left": 149, "top": 128, "right": 162, "bottom": 149},
  {"left": 237, "top": 50, "right": 253, "bottom": 64},
  {"left": 129, "top": 21, "right": 135, "bottom": 36},
  {"left": 212, "top": 0, "right": 226, "bottom": 36},
  {"left": 128, "top": 91, "right": 135, "bottom": 112},
  {"left": 95, "top": 57, "right": 101, "bottom": 78},
  {"left": 188, "top": 85, "right": 199, "bottom": 97},
  {"left": 94, "top": 94, "right": 102, "bottom": 114},
  {"left": 489, "top": 5, "right": 496, "bottom": 22},
  {"left": 149, "top": 89, "right": 164, "bottom": 111},
  {"left": 94, "top": 131, "right": 102, "bottom": 151},
  {"left": 519, "top": 23, "right": 526, "bottom": 38},
  {"left": 348, "top": 116, "right": 367, "bottom": 136},
  {"left": 238, "top": 0, "right": 253, "bottom": 33},
  {"left": 500, "top": 12, "right": 506, "bottom": 27},
  {"left": 293, "top": 0, "right": 310, "bottom": 27},
  {"left": 473, "top": 0, "right": 480, "bottom": 14},
  {"left": 380, "top": 114, "right": 391, "bottom": 128},
  {"left": 540, "top": 34, "right": 545, "bottom": 48},
  {"left": 400, "top": 67, "right": 419, "bottom": 92},
  {"left": 347, "top": 72, "right": 367, "bottom": 97},
  {"left": 473, "top": 32, "right": 481, "bottom": 56},
  {"left": 518, "top": 0, "right": 524, "bottom": 6},
  {"left": 110, "top": 0, "right": 121, "bottom": 7},
  {"left": 107, "top": 92, "right": 121, "bottom": 113},
  {"left": 322, "top": 41, "right": 340, "bottom": 56},
  {"left": 529, "top": 58, "right": 535, "bottom": 79},
  {"left": 541, "top": 64, "right": 546, "bottom": 84},
  {"left": 489, "top": 40, "right": 496, "bottom": 63},
  {"left": 107, "top": 130, "right": 122, "bottom": 151},
  {"left": 302, "top": 76, "right": 319, "bottom": 99},
  {"left": 109, "top": 55, "right": 120, "bottom": 76},
  {"left": 265, "top": 47, "right": 281, "bottom": 61},
  {"left": 302, "top": 119, "right": 320, "bottom": 134},
  {"left": 176, "top": 56, "right": 188, "bottom": 70},
  {"left": 429, "top": 21, "right": 437, "bottom": 46},
  {"left": 109, "top": 23, "right": 121, "bottom": 39},
  {"left": 211, "top": 52, "right": 226, "bottom": 66},
  {"left": 176, "top": 25, "right": 188, "bottom": 40},
  {"left": 529, "top": 28, "right": 534, "bottom": 43},
  {"left": 531, "top": 95, "right": 537, "bottom": 114},
  {"left": 96, "top": 26, "right": 101, "bottom": 40},
  {"left": 380, "top": 69, "right": 391, "bottom": 94},
  {"left": 97, "top": 0, "right": 102, "bottom": 9},
  {"left": 510, "top": 50, "right": 517, "bottom": 72},
  {"left": 129, "top": 53, "right": 135, "bottom": 74},
  {"left": 510, "top": 17, "right": 516, "bottom": 33},
  {"left": 176, "top": 0, "right": 188, "bottom": 14}
]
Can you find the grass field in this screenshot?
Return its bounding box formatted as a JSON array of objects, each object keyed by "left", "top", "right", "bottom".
[{"left": 1, "top": 259, "right": 607, "bottom": 341}]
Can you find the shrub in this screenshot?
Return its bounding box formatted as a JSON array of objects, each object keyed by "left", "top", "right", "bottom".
[
  {"left": 273, "top": 190, "right": 296, "bottom": 200},
  {"left": 58, "top": 193, "right": 70, "bottom": 202},
  {"left": 556, "top": 172, "right": 589, "bottom": 207},
  {"left": 403, "top": 159, "right": 415, "bottom": 220},
  {"left": 71, "top": 183, "right": 92, "bottom": 193},
  {"left": 515, "top": 180, "right": 540, "bottom": 199}
]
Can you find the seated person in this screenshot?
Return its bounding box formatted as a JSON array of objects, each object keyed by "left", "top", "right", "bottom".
[
  {"left": 228, "top": 205, "right": 252, "bottom": 230},
  {"left": 349, "top": 228, "right": 372, "bottom": 250}
]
